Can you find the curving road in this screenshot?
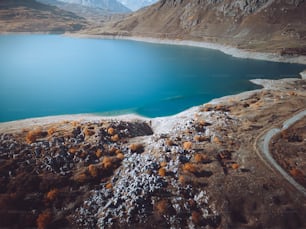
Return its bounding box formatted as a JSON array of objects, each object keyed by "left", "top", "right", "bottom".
[{"left": 257, "top": 110, "right": 306, "bottom": 197}]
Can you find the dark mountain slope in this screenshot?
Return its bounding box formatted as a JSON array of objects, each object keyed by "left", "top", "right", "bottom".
[{"left": 0, "top": 0, "right": 87, "bottom": 33}]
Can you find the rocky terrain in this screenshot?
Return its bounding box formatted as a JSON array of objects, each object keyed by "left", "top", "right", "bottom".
[
  {"left": 0, "top": 0, "right": 87, "bottom": 33},
  {"left": 90, "top": 0, "right": 306, "bottom": 56},
  {"left": 1, "top": 77, "right": 306, "bottom": 228}
]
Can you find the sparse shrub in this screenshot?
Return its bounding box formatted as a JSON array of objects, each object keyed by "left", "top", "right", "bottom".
[
  {"left": 37, "top": 211, "right": 52, "bottom": 229},
  {"left": 158, "top": 168, "right": 166, "bottom": 177},
  {"left": 111, "top": 134, "right": 120, "bottom": 142},
  {"left": 178, "top": 175, "right": 185, "bottom": 184},
  {"left": 116, "top": 153, "right": 125, "bottom": 160},
  {"left": 191, "top": 211, "right": 203, "bottom": 225},
  {"left": 129, "top": 143, "right": 144, "bottom": 153},
  {"left": 47, "top": 126, "right": 56, "bottom": 136},
  {"left": 183, "top": 163, "right": 196, "bottom": 173},
  {"left": 155, "top": 199, "right": 169, "bottom": 215},
  {"left": 183, "top": 141, "right": 192, "bottom": 150},
  {"left": 71, "top": 121, "right": 79, "bottom": 127},
  {"left": 194, "top": 153, "right": 205, "bottom": 163},
  {"left": 166, "top": 139, "right": 174, "bottom": 146},
  {"left": 160, "top": 161, "right": 167, "bottom": 167},
  {"left": 105, "top": 183, "right": 112, "bottom": 189},
  {"left": 102, "top": 157, "right": 113, "bottom": 169},
  {"left": 88, "top": 164, "right": 99, "bottom": 177},
  {"left": 213, "top": 136, "right": 222, "bottom": 144},
  {"left": 46, "top": 188, "right": 59, "bottom": 202},
  {"left": 232, "top": 163, "right": 239, "bottom": 170},
  {"left": 74, "top": 172, "right": 88, "bottom": 183},
  {"left": 95, "top": 149, "right": 103, "bottom": 158},
  {"left": 26, "top": 128, "right": 46, "bottom": 144},
  {"left": 84, "top": 127, "right": 95, "bottom": 137},
  {"left": 289, "top": 168, "right": 304, "bottom": 178},
  {"left": 69, "top": 147, "right": 78, "bottom": 154},
  {"left": 107, "top": 127, "right": 115, "bottom": 135},
  {"left": 194, "top": 135, "right": 208, "bottom": 142}
]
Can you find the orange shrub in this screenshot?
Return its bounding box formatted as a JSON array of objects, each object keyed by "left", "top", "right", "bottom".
[
  {"left": 155, "top": 199, "right": 169, "bottom": 215},
  {"left": 46, "top": 188, "right": 59, "bottom": 202},
  {"left": 129, "top": 143, "right": 144, "bottom": 153},
  {"left": 183, "top": 141, "right": 192, "bottom": 150},
  {"left": 194, "top": 153, "right": 204, "bottom": 163},
  {"left": 191, "top": 211, "right": 202, "bottom": 225},
  {"left": 116, "top": 153, "right": 125, "bottom": 160},
  {"left": 74, "top": 173, "right": 88, "bottom": 183},
  {"left": 105, "top": 183, "right": 113, "bottom": 189},
  {"left": 102, "top": 157, "right": 113, "bottom": 169},
  {"left": 111, "top": 134, "right": 120, "bottom": 142},
  {"left": 26, "top": 128, "right": 44, "bottom": 144},
  {"left": 166, "top": 139, "right": 174, "bottom": 146},
  {"left": 158, "top": 168, "right": 166, "bottom": 177},
  {"left": 47, "top": 126, "right": 56, "bottom": 136},
  {"left": 183, "top": 163, "right": 196, "bottom": 173},
  {"left": 37, "top": 211, "right": 52, "bottom": 229},
  {"left": 194, "top": 135, "right": 208, "bottom": 142},
  {"left": 213, "top": 136, "right": 222, "bottom": 144},
  {"left": 71, "top": 121, "right": 79, "bottom": 127},
  {"left": 160, "top": 161, "right": 167, "bottom": 167},
  {"left": 232, "top": 163, "right": 239, "bottom": 170},
  {"left": 84, "top": 128, "right": 95, "bottom": 137},
  {"left": 88, "top": 164, "right": 99, "bottom": 177},
  {"left": 95, "top": 149, "right": 103, "bottom": 158},
  {"left": 69, "top": 147, "right": 78, "bottom": 154},
  {"left": 290, "top": 168, "right": 304, "bottom": 178},
  {"left": 178, "top": 175, "right": 185, "bottom": 184},
  {"left": 107, "top": 127, "right": 115, "bottom": 135}
]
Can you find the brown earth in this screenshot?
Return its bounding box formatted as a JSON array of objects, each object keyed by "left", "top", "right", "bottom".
[
  {"left": 1, "top": 78, "right": 306, "bottom": 228},
  {"left": 85, "top": 0, "right": 306, "bottom": 55}
]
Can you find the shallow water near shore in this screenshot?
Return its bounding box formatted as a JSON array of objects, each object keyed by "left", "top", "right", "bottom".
[{"left": 0, "top": 34, "right": 305, "bottom": 122}]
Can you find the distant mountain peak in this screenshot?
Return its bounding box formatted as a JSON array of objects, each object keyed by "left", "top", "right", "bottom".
[{"left": 117, "top": 0, "right": 158, "bottom": 11}]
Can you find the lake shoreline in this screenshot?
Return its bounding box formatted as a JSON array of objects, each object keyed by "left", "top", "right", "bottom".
[{"left": 67, "top": 33, "right": 306, "bottom": 65}]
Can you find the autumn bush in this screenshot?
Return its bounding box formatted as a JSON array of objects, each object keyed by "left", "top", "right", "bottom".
[
  {"left": 111, "top": 134, "right": 120, "bottom": 142},
  {"left": 183, "top": 141, "right": 192, "bottom": 150},
  {"left": 26, "top": 128, "right": 46, "bottom": 144},
  {"left": 194, "top": 135, "right": 208, "bottom": 142},
  {"left": 47, "top": 126, "right": 56, "bottom": 136},
  {"left": 105, "top": 183, "right": 113, "bottom": 189},
  {"left": 37, "top": 211, "right": 52, "bottom": 229},
  {"left": 95, "top": 149, "right": 103, "bottom": 158},
  {"left": 88, "top": 164, "right": 99, "bottom": 177},
  {"left": 191, "top": 210, "right": 203, "bottom": 225},
  {"left": 194, "top": 153, "right": 204, "bottom": 163},
  {"left": 84, "top": 127, "right": 95, "bottom": 137},
  {"left": 129, "top": 143, "right": 144, "bottom": 153},
  {"left": 183, "top": 163, "right": 197, "bottom": 173},
  {"left": 46, "top": 188, "right": 59, "bottom": 202},
  {"left": 231, "top": 163, "right": 239, "bottom": 170},
  {"left": 107, "top": 127, "right": 116, "bottom": 135},
  {"left": 158, "top": 168, "right": 166, "bottom": 177},
  {"left": 155, "top": 199, "right": 169, "bottom": 215}
]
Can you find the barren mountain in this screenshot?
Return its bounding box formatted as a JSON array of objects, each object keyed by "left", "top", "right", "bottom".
[
  {"left": 0, "top": 0, "right": 87, "bottom": 33},
  {"left": 97, "top": 0, "right": 306, "bottom": 55}
]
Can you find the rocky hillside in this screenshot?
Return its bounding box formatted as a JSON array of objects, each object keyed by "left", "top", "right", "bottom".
[
  {"left": 0, "top": 0, "right": 87, "bottom": 33},
  {"left": 99, "top": 0, "right": 306, "bottom": 54},
  {"left": 40, "top": 0, "right": 131, "bottom": 13}
]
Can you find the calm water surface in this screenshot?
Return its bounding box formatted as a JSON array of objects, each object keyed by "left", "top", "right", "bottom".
[{"left": 0, "top": 35, "right": 305, "bottom": 122}]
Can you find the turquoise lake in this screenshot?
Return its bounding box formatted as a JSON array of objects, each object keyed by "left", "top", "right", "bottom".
[{"left": 0, "top": 35, "right": 305, "bottom": 122}]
